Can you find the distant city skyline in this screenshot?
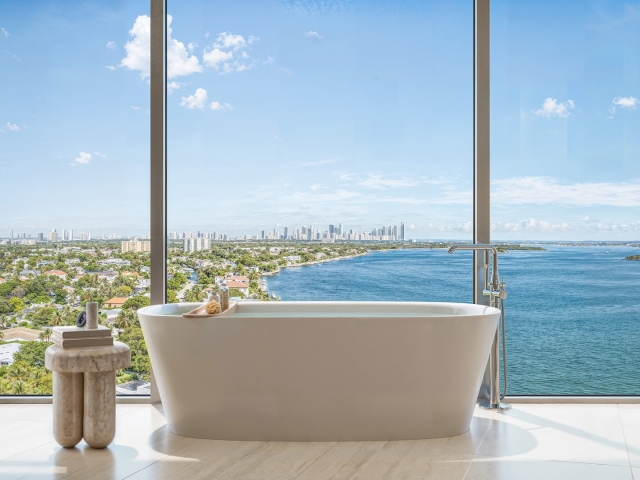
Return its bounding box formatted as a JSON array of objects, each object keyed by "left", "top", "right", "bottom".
[{"left": 1, "top": 1, "right": 639, "bottom": 241}]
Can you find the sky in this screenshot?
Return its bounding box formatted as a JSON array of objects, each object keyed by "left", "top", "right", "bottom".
[{"left": 1, "top": 0, "right": 639, "bottom": 241}]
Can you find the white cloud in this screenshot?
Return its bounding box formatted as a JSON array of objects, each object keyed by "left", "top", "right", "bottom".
[
  {"left": 533, "top": 98, "right": 575, "bottom": 118},
  {"left": 167, "top": 81, "right": 182, "bottom": 93},
  {"left": 131, "top": 105, "right": 140, "bottom": 110},
  {"left": 338, "top": 172, "right": 451, "bottom": 190},
  {"left": 105, "top": 65, "right": 116, "bottom": 70},
  {"left": 209, "top": 101, "right": 232, "bottom": 111},
  {"left": 612, "top": 96, "right": 638, "bottom": 109},
  {"left": 215, "top": 32, "right": 248, "bottom": 49},
  {"left": 0, "top": 27, "right": 9, "bottom": 37},
  {"left": 187, "top": 42, "right": 197, "bottom": 52},
  {"left": 181, "top": 88, "right": 208, "bottom": 109},
  {"left": 202, "top": 32, "right": 261, "bottom": 74},
  {"left": 491, "top": 176, "right": 640, "bottom": 207},
  {"left": 202, "top": 48, "right": 233, "bottom": 68},
  {"left": 491, "top": 218, "right": 640, "bottom": 236},
  {"left": 93, "top": 151, "right": 107, "bottom": 158},
  {"left": 70, "top": 152, "right": 92, "bottom": 166},
  {"left": 6, "top": 122, "right": 19, "bottom": 131},
  {"left": 106, "top": 41, "right": 116, "bottom": 49},
  {"left": 304, "top": 31, "right": 323, "bottom": 39},
  {"left": 120, "top": 15, "right": 202, "bottom": 79}
]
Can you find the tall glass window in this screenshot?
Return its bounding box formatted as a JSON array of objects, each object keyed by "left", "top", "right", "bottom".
[
  {"left": 0, "top": 0, "right": 150, "bottom": 395},
  {"left": 492, "top": 0, "right": 640, "bottom": 394},
  {"left": 166, "top": 0, "right": 474, "bottom": 306}
]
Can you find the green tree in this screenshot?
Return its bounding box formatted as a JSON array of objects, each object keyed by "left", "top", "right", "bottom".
[
  {"left": 122, "top": 296, "right": 150, "bottom": 310},
  {"left": 118, "top": 326, "right": 150, "bottom": 377},
  {"left": 8, "top": 297, "right": 24, "bottom": 313},
  {"left": 39, "top": 328, "right": 52, "bottom": 342},
  {"left": 184, "top": 285, "right": 206, "bottom": 302},
  {"left": 114, "top": 286, "right": 133, "bottom": 297},
  {"left": 166, "top": 290, "right": 179, "bottom": 303},
  {"left": 115, "top": 309, "right": 138, "bottom": 330},
  {"left": 229, "top": 288, "right": 245, "bottom": 298},
  {"left": 13, "top": 342, "right": 52, "bottom": 368}
]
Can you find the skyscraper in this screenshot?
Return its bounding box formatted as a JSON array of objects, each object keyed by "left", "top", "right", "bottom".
[
  {"left": 400, "top": 222, "right": 405, "bottom": 240},
  {"left": 283, "top": 227, "right": 289, "bottom": 239}
]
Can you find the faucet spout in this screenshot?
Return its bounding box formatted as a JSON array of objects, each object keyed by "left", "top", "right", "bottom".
[{"left": 448, "top": 244, "right": 499, "bottom": 290}]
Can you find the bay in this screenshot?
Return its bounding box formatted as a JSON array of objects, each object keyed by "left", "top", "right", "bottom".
[{"left": 265, "top": 246, "right": 640, "bottom": 395}]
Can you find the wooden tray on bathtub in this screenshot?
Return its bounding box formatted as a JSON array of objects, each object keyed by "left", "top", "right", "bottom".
[{"left": 182, "top": 301, "right": 237, "bottom": 318}]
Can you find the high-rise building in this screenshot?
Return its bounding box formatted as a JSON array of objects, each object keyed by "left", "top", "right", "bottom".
[
  {"left": 37, "top": 232, "right": 44, "bottom": 242},
  {"left": 283, "top": 227, "right": 289, "bottom": 239},
  {"left": 183, "top": 237, "right": 210, "bottom": 253},
  {"left": 400, "top": 222, "right": 405, "bottom": 240},
  {"left": 122, "top": 240, "right": 151, "bottom": 253},
  {"left": 49, "top": 229, "right": 58, "bottom": 242}
]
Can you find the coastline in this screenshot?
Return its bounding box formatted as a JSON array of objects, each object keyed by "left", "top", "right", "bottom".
[{"left": 261, "top": 252, "right": 370, "bottom": 277}]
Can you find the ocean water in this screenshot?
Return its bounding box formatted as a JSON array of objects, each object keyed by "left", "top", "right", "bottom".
[{"left": 265, "top": 246, "right": 640, "bottom": 395}]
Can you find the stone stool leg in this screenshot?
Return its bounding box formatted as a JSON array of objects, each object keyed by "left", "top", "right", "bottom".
[
  {"left": 83, "top": 371, "right": 116, "bottom": 448},
  {"left": 52, "top": 372, "right": 83, "bottom": 448}
]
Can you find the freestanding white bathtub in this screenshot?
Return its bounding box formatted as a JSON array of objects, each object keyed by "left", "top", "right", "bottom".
[{"left": 138, "top": 301, "right": 500, "bottom": 441}]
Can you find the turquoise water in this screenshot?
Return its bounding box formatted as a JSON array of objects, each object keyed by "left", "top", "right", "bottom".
[{"left": 265, "top": 246, "right": 640, "bottom": 395}]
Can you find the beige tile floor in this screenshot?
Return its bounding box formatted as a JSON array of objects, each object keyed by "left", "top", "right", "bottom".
[{"left": 0, "top": 403, "right": 639, "bottom": 479}]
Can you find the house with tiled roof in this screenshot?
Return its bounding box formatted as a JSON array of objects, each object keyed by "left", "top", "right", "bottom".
[{"left": 44, "top": 270, "right": 68, "bottom": 279}]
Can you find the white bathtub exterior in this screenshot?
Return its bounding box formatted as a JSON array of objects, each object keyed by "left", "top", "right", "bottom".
[{"left": 138, "top": 301, "right": 500, "bottom": 441}]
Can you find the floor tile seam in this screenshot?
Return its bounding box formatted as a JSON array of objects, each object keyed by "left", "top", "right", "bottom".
[
  {"left": 462, "top": 417, "right": 494, "bottom": 480},
  {"left": 618, "top": 403, "right": 635, "bottom": 470},
  {"left": 472, "top": 453, "right": 631, "bottom": 468},
  {"left": 288, "top": 441, "right": 345, "bottom": 480},
  {"left": 114, "top": 452, "right": 173, "bottom": 480},
  {"left": 0, "top": 440, "right": 58, "bottom": 464},
  {"left": 203, "top": 441, "right": 281, "bottom": 480},
  {"left": 0, "top": 418, "right": 52, "bottom": 424}
]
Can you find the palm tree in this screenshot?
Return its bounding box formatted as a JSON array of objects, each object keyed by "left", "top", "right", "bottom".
[
  {"left": 29, "top": 369, "right": 45, "bottom": 387},
  {"left": 0, "top": 379, "right": 11, "bottom": 394},
  {"left": 116, "top": 309, "right": 137, "bottom": 330},
  {"left": 11, "top": 381, "right": 25, "bottom": 395},
  {"left": 8, "top": 365, "right": 28, "bottom": 382},
  {"left": 184, "top": 285, "right": 207, "bottom": 303},
  {"left": 51, "top": 309, "right": 64, "bottom": 327},
  {"left": 39, "top": 328, "right": 52, "bottom": 342},
  {"left": 33, "top": 385, "right": 50, "bottom": 395}
]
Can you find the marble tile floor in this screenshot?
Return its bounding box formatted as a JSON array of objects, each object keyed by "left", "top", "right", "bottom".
[{"left": 1, "top": 403, "right": 640, "bottom": 479}]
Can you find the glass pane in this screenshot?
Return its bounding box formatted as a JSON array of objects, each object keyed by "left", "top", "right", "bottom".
[
  {"left": 0, "top": 1, "right": 150, "bottom": 395},
  {"left": 167, "top": 0, "right": 473, "bottom": 306},
  {"left": 492, "top": 0, "right": 640, "bottom": 394}
]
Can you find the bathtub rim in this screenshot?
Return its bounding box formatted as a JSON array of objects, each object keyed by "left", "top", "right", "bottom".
[{"left": 138, "top": 300, "right": 501, "bottom": 320}]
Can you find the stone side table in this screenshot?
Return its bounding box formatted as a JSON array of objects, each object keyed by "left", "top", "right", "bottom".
[{"left": 45, "top": 342, "right": 130, "bottom": 448}]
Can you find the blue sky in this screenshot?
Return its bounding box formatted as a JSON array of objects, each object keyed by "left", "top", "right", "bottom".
[{"left": 1, "top": 0, "right": 639, "bottom": 240}]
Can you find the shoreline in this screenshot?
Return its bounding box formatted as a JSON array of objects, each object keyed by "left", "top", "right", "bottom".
[{"left": 261, "top": 252, "right": 370, "bottom": 277}]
